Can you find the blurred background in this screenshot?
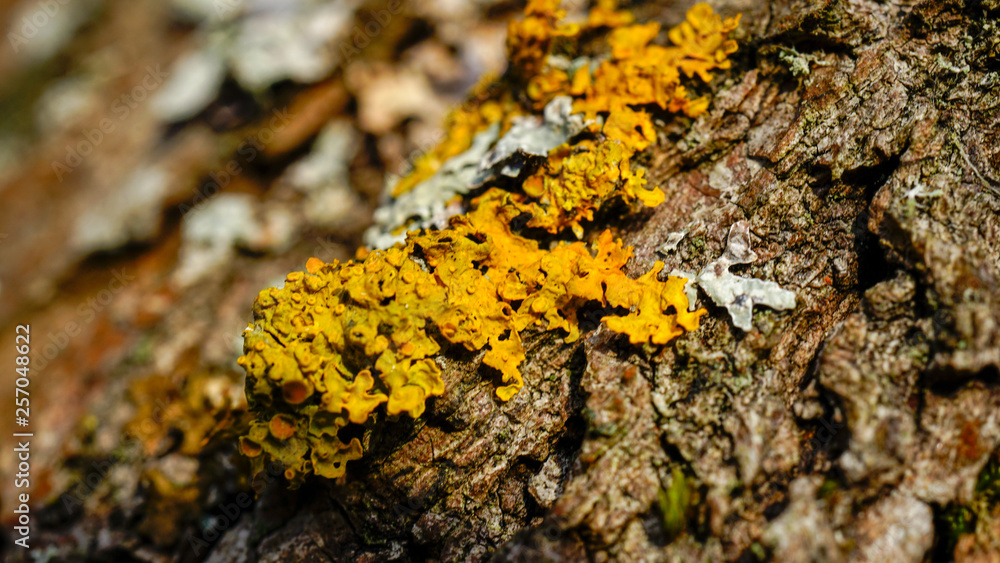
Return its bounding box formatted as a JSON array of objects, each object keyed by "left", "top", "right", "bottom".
[{"left": 0, "top": 0, "right": 544, "bottom": 551}]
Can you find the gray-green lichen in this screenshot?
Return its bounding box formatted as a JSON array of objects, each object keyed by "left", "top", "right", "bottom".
[
  {"left": 363, "top": 95, "right": 591, "bottom": 249},
  {"left": 363, "top": 122, "right": 500, "bottom": 249},
  {"left": 474, "top": 95, "right": 590, "bottom": 182},
  {"left": 672, "top": 221, "right": 796, "bottom": 331}
]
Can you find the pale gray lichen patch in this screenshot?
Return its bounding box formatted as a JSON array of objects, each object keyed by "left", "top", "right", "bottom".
[
  {"left": 363, "top": 96, "right": 591, "bottom": 249},
  {"left": 693, "top": 221, "right": 796, "bottom": 331},
  {"left": 777, "top": 47, "right": 812, "bottom": 77},
  {"left": 172, "top": 193, "right": 295, "bottom": 288},
  {"left": 363, "top": 122, "right": 500, "bottom": 249},
  {"left": 151, "top": 49, "right": 227, "bottom": 122},
  {"left": 658, "top": 220, "right": 704, "bottom": 255},
  {"left": 658, "top": 231, "right": 688, "bottom": 254},
  {"left": 474, "top": 95, "right": 589, "bottom": 182},
  {"left": 154, "top": 0, "right": 360, "bottom": 121},
  {"left": 71, "top": 166, "right": 172, "bottom": 254}
]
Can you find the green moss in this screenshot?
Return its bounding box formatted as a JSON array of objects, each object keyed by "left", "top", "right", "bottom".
[
  {"left": 497, "top": 428, "right": 512, "bottom": 443},
  {"left": 937, "top": 504, "right": 976, "bottom": 554},
  {"left": 936, "top": 453, "right": 1000, "bottom": 554},
  {"left": 974, "top": 455, "right": 1000, "bottom": 503},
  {"left": 657, "top": 466, "right": 692, "bottom": 541},
  {"left": 817, "top": 476, "right": 843, "bottom": 499}
]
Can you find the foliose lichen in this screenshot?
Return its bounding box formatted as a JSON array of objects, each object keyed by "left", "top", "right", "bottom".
[
  {"left": 673, "top": 221, "right": 797, "bottom": 331},
  {"left": 238, "top": 0, "right": 739, "bottom": 485}
]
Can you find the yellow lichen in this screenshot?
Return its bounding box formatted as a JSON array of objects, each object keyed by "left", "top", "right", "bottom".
[
  {"left": 122, "top": 371, "right": 249, "bottom": 543},
  {"left": 239, "top": 192, "right": 704, "bottom": 483},
  {"left": 240, "top": 0, "right": 738, "bottom": 485},
  {"left": 501, "top": 139, "right": 662, "bottom": 238},
  {"left": 668, "top": 3, "right": 741, "bottom": 83},
  {"left": 527, "top": 3, "right": 740, "bottom": 120},
  {"left": 587, "top": 0, "right": 635, "bottom": 29},
  {"left": 506, "top": 0, "right": 581, "bottom": 80},
  {"left": 392, "top": 2, "right": 738, "bottom": 202},
  {"left": 506, "top": 2, "right": 739, "bottom": 237},
  {"left": 126, "top": 371, "right": 246, "bottom": 457},
  {"left": 602, "top": 106, "right": 658, "bottom": 153}
]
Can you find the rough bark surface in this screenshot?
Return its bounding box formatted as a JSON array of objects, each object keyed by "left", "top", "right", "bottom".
[{"left": 3, "top": 0, "right": 1000, "bottom": 561}]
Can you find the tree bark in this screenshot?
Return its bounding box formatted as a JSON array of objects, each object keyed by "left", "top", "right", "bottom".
[{"left": 4, "top": 0, "right": 1000, "bottom": 561}]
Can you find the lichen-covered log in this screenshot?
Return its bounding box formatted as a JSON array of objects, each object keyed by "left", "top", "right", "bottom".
[
  {"left": 212, "top": 1, "right": 1000, "bottom": 560},
  {"left": 5, "top": 0, "right": 1000, "bottom": 561}
]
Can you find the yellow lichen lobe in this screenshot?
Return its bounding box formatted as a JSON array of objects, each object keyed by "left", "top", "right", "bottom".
[
  {"left": 668, "top": 4, "right": 741, "bottom": 82},
  {"left": 126, "top": 371, "right": 245, "bottom": 457},
  {"left": 523, "top": 2, "right": 740, "bottom": 120},
  {"left": 502, "top": 139, "right": 663, "bottom": 238},
  {"left": 506, "top": 0, "right": 581, "bottom": 80},
  {"left": 603, "top": 265, "right": 708, "bottom": 345}
]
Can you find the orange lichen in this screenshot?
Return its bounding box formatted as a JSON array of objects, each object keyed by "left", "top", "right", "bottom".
[
  {"left": 506, "top": 0, "right": 580, "bottom": 80},
  {"left": 239, "top": 191, "right": 704, "bottom": 483},
  {"left": 501, "top": 139, "right": 662, "bottom": 238},
  {"left": 240, "top": 0, "right": 738, "bottom": 485},
  {"left": 126, "top": 372, "right": 246, "bottom": 457},
  {"left": 525, "top": 3, "right": 740, "bottom": 120}
]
